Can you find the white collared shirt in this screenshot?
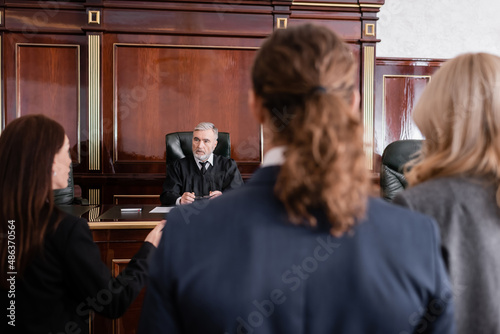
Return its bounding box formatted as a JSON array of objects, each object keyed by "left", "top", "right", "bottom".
[
  {"left": 194, "top": 153, "right": 214, "bottom": 170},
  {"left": 262, "top": 146, "right": 286, "bottom": 167}
]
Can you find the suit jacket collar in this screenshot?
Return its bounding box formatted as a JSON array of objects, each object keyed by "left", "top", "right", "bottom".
[{"left": 247, "top": 166, "right": 281, "bottom": 186}]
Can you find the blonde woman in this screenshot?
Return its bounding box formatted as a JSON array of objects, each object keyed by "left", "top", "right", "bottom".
[
  {"left": 139, "top": 24, "right": 454, "bottom": 333},
  {"left": 394, "top": 53, "right": 500, "bottom": 334}
]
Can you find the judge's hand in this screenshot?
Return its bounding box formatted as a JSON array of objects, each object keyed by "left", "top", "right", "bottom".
[
  {"left": 180, "top": 192, "right": 195, "bottom": 204},
  {"left": 209, "top": 190, "right": 222, "bottom": 199},
  {"left": 145, "top": 220, "right": 166, "bottom": 248}
]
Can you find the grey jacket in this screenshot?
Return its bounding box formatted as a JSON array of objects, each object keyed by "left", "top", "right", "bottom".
[{"left": 394, "top": 176, "right": 500, "bottom": 334}]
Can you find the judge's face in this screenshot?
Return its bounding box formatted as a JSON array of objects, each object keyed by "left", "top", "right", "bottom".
[
  {"left": 192, "top": 130, "right": 217, "bottom": 161},
  {"left": 52, "top": 135, "right": 71, "bottom": 190}
]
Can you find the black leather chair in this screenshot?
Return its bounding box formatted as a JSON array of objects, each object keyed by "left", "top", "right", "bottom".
[
  {"left": 53, "top": 164, "right": 89, "bottom": 206},
  {"left": 380, "top": 139, "right": 423, "bottom": 201},
  {"left": 165, "top": 131, "right": 231, "bottom": 167}
]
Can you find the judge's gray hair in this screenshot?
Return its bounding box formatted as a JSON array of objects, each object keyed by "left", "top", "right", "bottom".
[{"left": 194, "top": 122, "right": 218, "bottom": 139}]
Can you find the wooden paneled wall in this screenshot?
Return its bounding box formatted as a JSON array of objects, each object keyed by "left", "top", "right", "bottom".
[
  {"left": 0, "top": 0, "right": 384, "bottom": 206},
  {"left": 373, "top": 57, "right": 446, "bottom": 173},
  {"left": 1, "top": 2, "right": 448, "bottom": 334}
]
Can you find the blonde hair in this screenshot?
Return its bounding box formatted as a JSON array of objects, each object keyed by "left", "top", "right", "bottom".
[
  {"left": 406, "top": 53, "right": 500, "bottom": 204},
  {"left": 251, "top": 24, "right": 369, "bottom": 236}
]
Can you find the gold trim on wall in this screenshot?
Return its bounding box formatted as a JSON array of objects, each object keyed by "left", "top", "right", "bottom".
[
  {"left": 363, "top": 46, "right": 375, "bottom": 170},
  {"left": 88, "top": 188, "right": 101, "bottom": 222},
  {"left": 88, "top": 221, "right": 160, "bottom": 229},
  {"left": 364, "top": 23, "right": 375, "bottom": 37},
  {"left": 14, "top": 43, "right": 81, "bottom": 162},
  {"left": 89, "top": 188, "right": 101, "bottom": 205},
  {"left": 277, "top": 18, "right": 288, "bottom": 29},
  {"left": 112, "top": 43, "right": 259, "bottom": 164},
  {"left": 292, "top": 2, "right": 382, "bottom": 8},
  {"left": 88, "top": 10, "right": 101, "bottom": 25},
  {"left": 88, "top": 35, "right": 101, "bottom": 170},
  {"left": 381, "top": 74, "right": 432, "bottom": 146}
]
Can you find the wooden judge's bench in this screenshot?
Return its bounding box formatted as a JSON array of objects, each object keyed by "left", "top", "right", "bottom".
[{"left": 1, "top": 1, "right": 446, "bottom": 333}]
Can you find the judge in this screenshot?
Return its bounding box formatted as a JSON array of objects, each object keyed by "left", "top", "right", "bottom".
[{"left": 160, "top": 122, "right": 243, "bottom": 206}]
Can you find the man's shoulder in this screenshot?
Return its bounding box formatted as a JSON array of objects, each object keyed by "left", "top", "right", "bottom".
[
  {"left": 366, "top": 197, "right": 437, "bottom": 231},
  {"left": 212, "top": 154, "right": 236, "bottom": 166}
]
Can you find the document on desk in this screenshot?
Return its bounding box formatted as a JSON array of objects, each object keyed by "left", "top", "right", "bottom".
[{"left": 149, "top": 206, "right": 174, "bottom": 214}]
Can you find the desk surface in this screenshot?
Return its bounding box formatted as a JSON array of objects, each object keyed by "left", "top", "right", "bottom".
[
  {"left": 87, "top": 205, "right": 172, "bottom": 229},
  {"left": 57, "top": 204, "right": 97, "bottom": 217}
]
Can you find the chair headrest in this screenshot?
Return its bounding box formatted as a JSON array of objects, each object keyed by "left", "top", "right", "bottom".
[
  {"left": 165, "top": 131, "right": 231, "bottom": 166},
  {"left": 380, "top": 139, "right": 423, "bottom": 201},
  {"left": 381, "top": 139, "right": 423, "bottom": 172},
  {"left": 53, "top": 163, "right": 75, "bottom": 206}
]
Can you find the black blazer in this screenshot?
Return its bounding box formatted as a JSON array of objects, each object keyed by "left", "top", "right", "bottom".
[
  {"left": 139, "top": 166, "right": 455, "bottom": 334},
  {"left": 2, "top": 211, "right": 155, "bottom": 334},
  {"left": 160, "top": 154, "right": 243, "bottom": 206}
]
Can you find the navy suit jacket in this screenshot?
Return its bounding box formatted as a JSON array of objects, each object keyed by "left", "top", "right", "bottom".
[{"left": 139, "top": 166, "right": 455, "bottom": 334}]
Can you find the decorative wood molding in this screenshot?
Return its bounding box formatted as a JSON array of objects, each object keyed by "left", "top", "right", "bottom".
[
  {"left": 364, "top": 23, "right": 375, "bottom": 37},
  {"left": 363, "top": 45, "right": 375, "bottom": 170},
  {"left": 88, "top": 221, "right": 160, "bottom": 229},
  {"left": 276, "top": 17, "right": 287, "bottom": 29},
  {"left": 14, "top": 43, "right": 81, "bottom": 163},
  {"left": 112, "top": 43, "right": 259, "bottom": 164},
  {"left": 88, "top": 10, "right": 101, "bottom": 25},
  {"left": 88, "top": 34, "right": 101, "bottom": 171},
  {"left": 292, "top": 2, "right": 382, "bottom": 8}
]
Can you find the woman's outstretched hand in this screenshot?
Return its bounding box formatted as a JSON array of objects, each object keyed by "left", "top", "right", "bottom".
[{"left": 145, "top": 220, "right": 166, "bottom": 247}]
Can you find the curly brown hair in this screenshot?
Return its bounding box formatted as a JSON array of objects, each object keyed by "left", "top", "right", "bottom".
[{"left": 251, "top": 24, "right": 369, "bottom": 236}]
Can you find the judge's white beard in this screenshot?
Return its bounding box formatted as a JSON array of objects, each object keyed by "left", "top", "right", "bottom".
[{"left": 195, "top": 150, "right": 212, "bottom": 162}]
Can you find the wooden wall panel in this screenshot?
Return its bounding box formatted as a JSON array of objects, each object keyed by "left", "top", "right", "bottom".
[
  {"left": 5, "top": 7, "right": 85, "bottom": 34},
  {"left": 112, "top": 260, "right": 144, "bottom": 334},
  {"left": 103, "top": 8, "right": 272, "bottom": 37},
  {"left": 1, "top": 2, "right": 386, "bottom": 333},
  {"left": 288, "top": 17, "right": 361, "bottom": 41},
  {"left": 91, "top": 229, "right": 150, "bottom": 334},
  {"left": 2, "top": 32, "right": 88, "bottom": 166},
  {"left": 374, "top": 57, "right": 446, "bottom": 172},
  {"left": 2, "top": 0, "right": 385, "bottom": 199},
  {"left": 113, "top": 45, "right": 259, "bottom": 165},
  {"left": 16, "top": 44, "right": 81, "bottom": 162},
  {"left": 382, "top": 76, "right": 428, "bottom": 145}
]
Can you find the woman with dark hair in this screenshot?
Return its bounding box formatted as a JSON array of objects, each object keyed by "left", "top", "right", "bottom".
[
  {"left": 0, "top": 114, "right": 164, "bottom": 334},
  {"left": 138, "top": 24, "right": 454, "bottom": 333}
]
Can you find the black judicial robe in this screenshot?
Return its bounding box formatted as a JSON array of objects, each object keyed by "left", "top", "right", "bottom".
[{"left": 160, "top": 154, "right": 243, "bottom": 206}]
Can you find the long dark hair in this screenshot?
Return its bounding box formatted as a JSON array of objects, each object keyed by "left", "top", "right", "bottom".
[
  {"left": 0, "top": 114, "right": 65, "bottom": 288},
  {"left": 251, "top": 24, "right": 369, "bottom": 236}
]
